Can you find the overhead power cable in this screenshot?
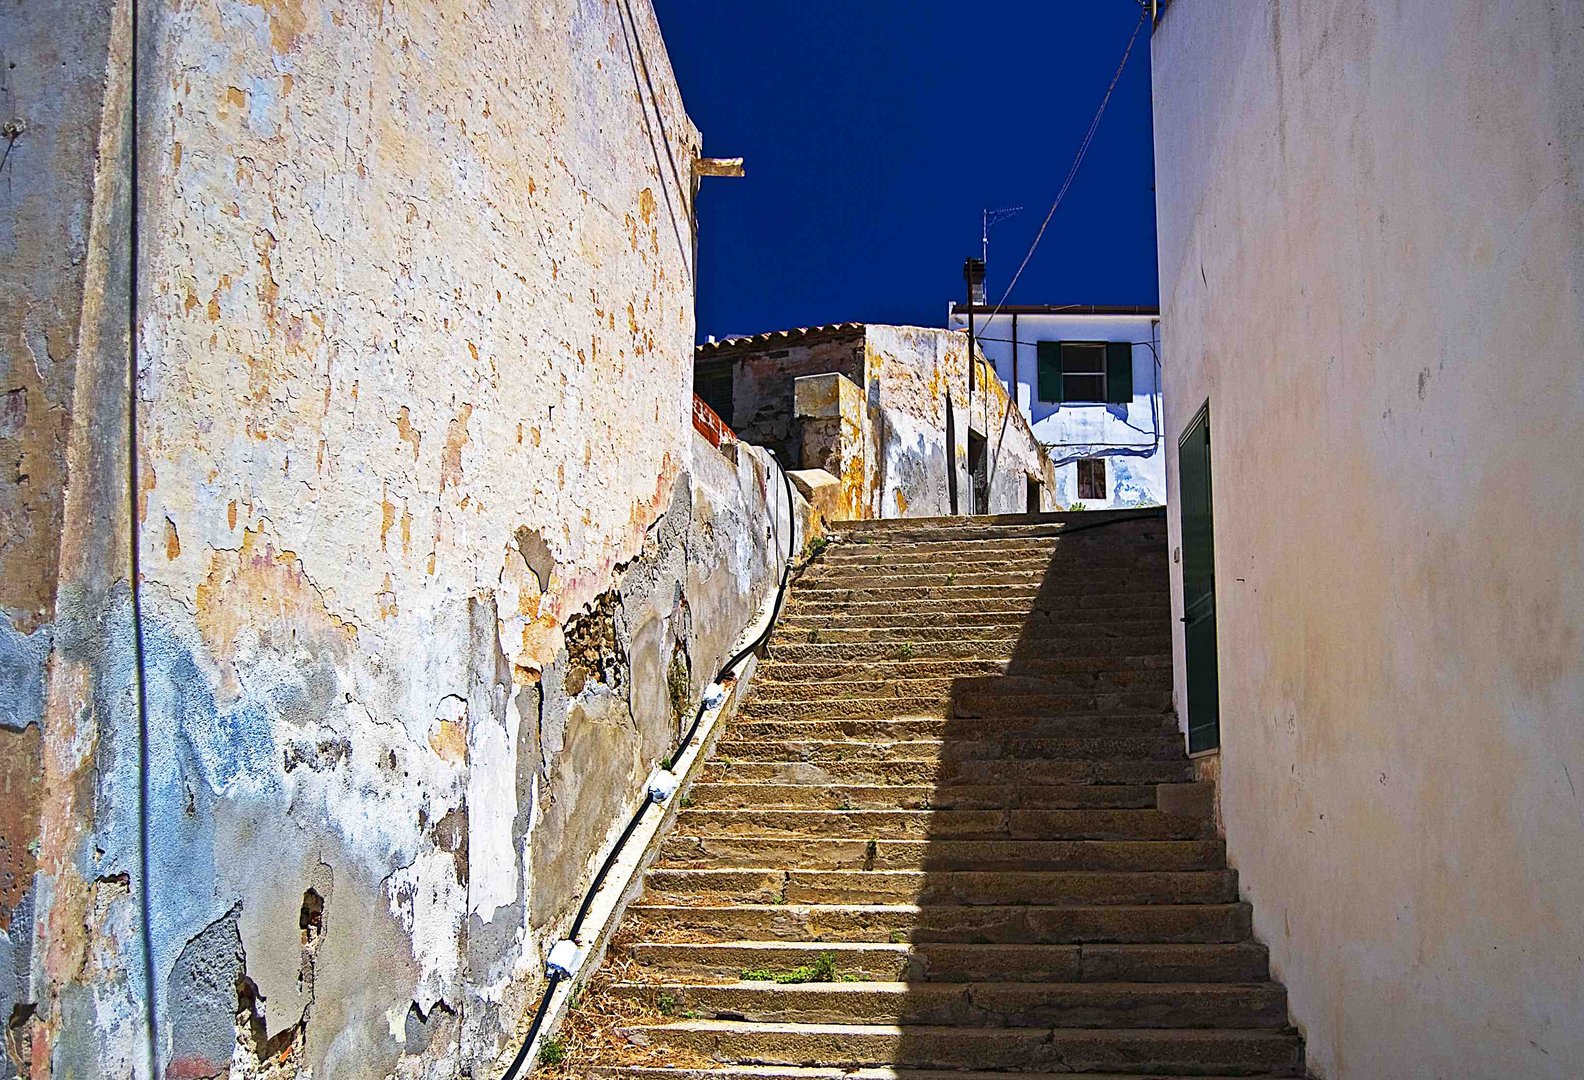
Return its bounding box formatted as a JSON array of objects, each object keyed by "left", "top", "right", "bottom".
[{"left": 974, "top": 7, "right": 1149, "bottom": 335}]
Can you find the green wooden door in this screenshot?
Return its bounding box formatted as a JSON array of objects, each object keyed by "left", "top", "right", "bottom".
[{"left": 1179, "top": 404, "right": 1220, "bottom": 754}]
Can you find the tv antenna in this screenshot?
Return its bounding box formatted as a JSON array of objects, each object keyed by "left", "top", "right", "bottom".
[{"left": 982, "top": 205, "right": 1024, "bottom": 270}]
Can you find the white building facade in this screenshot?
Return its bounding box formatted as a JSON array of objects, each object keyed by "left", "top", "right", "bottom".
[{"left": 946, "top": 304, "right": 1163, "bottom": 508}]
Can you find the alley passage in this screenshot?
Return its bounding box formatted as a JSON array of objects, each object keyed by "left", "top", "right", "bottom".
[{"left": 563, "top": 509, "right": 1305, "bottom": 1077}]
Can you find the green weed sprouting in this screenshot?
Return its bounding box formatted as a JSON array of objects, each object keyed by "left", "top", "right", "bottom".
[
  {"left": 741, "top": 951, "right": 851, "bottom": 984},
  {"left": 538, "top": 1037, "right": 567, "bottom": 1065}
]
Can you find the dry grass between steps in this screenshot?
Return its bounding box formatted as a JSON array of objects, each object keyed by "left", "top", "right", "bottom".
[{"left": 538, "top": 928, "right": 719, "bottom": 1078}]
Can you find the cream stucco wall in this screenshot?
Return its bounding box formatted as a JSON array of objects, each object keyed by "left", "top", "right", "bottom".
[{"left": 1152, "top": 1, "right": 1584, "bottom": 1076}]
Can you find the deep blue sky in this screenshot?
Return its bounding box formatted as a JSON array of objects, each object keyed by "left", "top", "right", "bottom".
[{"left": 653, "top": 1, "right": 1160, "bottom": 341}]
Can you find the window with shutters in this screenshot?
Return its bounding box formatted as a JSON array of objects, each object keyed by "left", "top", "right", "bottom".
[
  {"left": 1077, "top": 458, "right": 1107, "bottom": 501},
  {"left": 1059, "top": 343, "right": 1106, "bottom": 402},
  {"left": 1036, "top": 340, "right": 1135, "bottom": 405}
]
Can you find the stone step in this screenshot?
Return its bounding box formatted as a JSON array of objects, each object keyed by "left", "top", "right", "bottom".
[
  {"left": 786, "top": 588, "right": 1168, "bottom": 612},
  {"left": 626, "top": 902, "right": 1255, "bottom": 944},
  {"left": 613, "top": 1021, "right": 1300, "bottom": 1072},
  {"left": 771, "top": 626, "right": 1169, "bottom": 649},
  {"left": 815, "top": 541, "right": 1163, "bottom": 563},
  {"left": 737, "top": 693, "right": 1176, "bottom": 723},
  {"left": 779, "top": 610, "right": 1167, "bottom": 633},
  {"left": 784, "top": 599, "right": 1170, "bottom": 621},
  {"left": 628, "top": 941, "right": 1271, "bottom": 985},
  {"left": 818, "top": 543, "right": 1162, "bottom": 568},
  {"left": 643, "top": 869, "right": 1240, "bottom": 907},
  {"left": 747, "top": 665, "right": 1172, "bottom": 690},
  {"left": 612, "top": 980, "right": 1287, "bottom": 1030},
  {"left": 798, "top": 570, "right": 1168, "bottom": 592},
  {"left": 811, "top": 560, "right": 1146, "bottom": 585},
  {"left": 656, "top": 837, "right": 1226, "bottom": 873},
  {"left": 788, "top": 589, "right": 1172, "bottom": 604},
  {"left": 670, "top": 808, "right": 1211, "bottom": 842},
  {"left": 760, "top": 642, "right": 1172, "bottom": 668},
  {"left": 747, "top": 671, "right": 1172, "bottom": 706},
  {"left": 724, "top": 717, "right": 1176, "bottom": 746},
  {"left": 699, "top": 758, "right": 1194, "bottom": 787},
  {"left": 713, "top": 734, "right": 1187, "bottom": 764},
  {"left": 592, "top": 1064, "right": 1286, "bottom": 1070},
  {"left": 681, "top": 781, "right": 1166, "bottom": 811},
  {"left": 821, "top": 540, "right": 1166, "bottom": 561}
]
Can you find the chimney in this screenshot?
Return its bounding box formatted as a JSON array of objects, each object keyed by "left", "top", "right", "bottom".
[{"left": 963, "top": 257, "right": 986, "bottom": 306}]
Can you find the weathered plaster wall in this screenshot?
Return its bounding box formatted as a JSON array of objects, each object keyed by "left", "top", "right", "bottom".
[
  {"left": 864, "top": 325, "right": 1056, "bottom": 517},
  {"left": 0, "top": 1, "right": 125, "bottom": 1074},
  {"left": 1153, "top": 1, "right": 1584, "bottom": 1076},
  {"left": 5, "top": 1, "right": 798, "bottom": 1077}
]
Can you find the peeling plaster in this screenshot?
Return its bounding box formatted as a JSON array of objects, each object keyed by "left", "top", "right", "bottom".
[{"left": 5, "top": 2, "right": 813, "bottom": 1075}]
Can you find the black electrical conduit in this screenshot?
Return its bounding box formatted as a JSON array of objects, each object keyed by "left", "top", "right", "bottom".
[{"left": 499, "top": 452, "right": 798, "bottom": 1080}]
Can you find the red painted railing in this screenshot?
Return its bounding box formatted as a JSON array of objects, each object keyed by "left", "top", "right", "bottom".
[{"left": 692, "top": 393, "right": 735, "bottom": 448}]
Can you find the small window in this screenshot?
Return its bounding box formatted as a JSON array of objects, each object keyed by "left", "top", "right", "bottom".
[
  {"left": 695, "top": 364, "right": 733, "bottom": 425},
  {"left": 1059, "top": 343, "right": 1107, "bottom": 402},
  {"left": 1077, "top": 458, "right": 1106, "bottom": 501},
  {"left": 1036, "top": 340, "right": 1135, "bottom": 405}
]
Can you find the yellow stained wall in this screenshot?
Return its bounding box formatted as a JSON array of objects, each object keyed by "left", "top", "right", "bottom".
[{"left": 1, "top": 1, "right": 788, "bottom": 1077}]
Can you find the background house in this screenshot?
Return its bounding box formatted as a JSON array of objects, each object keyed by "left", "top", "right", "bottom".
[
  {"left": 695, "top": 323, "right": 1058, "bottom": 521},
  {"left": 947, "top": 304, "right": 1164, "bottom": 507},
  {"left": 1152, "top": 0, "right": 1584, "bottom": 1076}
]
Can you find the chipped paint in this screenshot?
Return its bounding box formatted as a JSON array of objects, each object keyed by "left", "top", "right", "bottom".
[{"left": 5, "top": 1, "right": 806, "bottom": 1076}]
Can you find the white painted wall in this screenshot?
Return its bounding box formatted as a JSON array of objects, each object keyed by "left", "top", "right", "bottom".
[
  {"left": 1152, "top": 1, "right": 1584, "bottom": 1076},
  {"left": 946, "top": 311, "right": 1165, "bottom": 507}
]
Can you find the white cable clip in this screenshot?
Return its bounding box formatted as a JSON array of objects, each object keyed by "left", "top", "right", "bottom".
[
  {"left": 647, "top": 769, "right": 680, "bottom": 804},
  {"left": 546, "top": 939, "right": 584, "bottom": 979},
  {"left": 701, "top": 682, "right": 728, "bottom": 710}
]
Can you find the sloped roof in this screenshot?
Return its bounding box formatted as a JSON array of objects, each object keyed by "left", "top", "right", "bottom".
[{"left": 695, "top": 322, "right": 867, "bottom": 357}]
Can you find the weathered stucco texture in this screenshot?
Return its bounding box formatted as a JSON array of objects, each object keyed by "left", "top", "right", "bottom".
[
  {"left": 1153, "top": 1, "right": 1584, "bottom": 1076},
  {"left": 699, "top": 324, "right": 1057, "bottom": 522},
  {"left": 3, "top": 1, "right": 797, "bottom": 1077},
  {"left": 865, "top": 324, "right": 1055, "bottom": 518},
  {"left": 1, "top": 1, "right": 128, "bottom": 1075}
]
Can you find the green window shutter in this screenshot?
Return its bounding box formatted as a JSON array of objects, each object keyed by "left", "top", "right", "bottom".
[
  {"left": 1106, "top": 341, "right": 1133, "bottom": 404},
  {"left": 1036, "top": 341, "right": 1063, "bottom": 403}
]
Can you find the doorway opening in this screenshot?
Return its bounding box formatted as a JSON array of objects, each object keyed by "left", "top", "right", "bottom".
[
  {"left": 967, "top": 431, "right": 988, "bottom": 515},
  {"left": 1179, "top": 402, "right": 1220, "bottom": 754}
]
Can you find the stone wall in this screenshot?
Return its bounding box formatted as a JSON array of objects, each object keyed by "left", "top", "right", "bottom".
[
  {"left": 695, "top": 326, "right": 867, "bottom": 463},
  {"left": 1152, "top": 1, "right": 1584, "bottom": 1076},
  {"left": 1, "top": 1, "right": 797, "bottom": 1076}
]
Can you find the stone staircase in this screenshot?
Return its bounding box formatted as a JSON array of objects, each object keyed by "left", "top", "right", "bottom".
[{"left": 574, "top": 509, "right": 1304, "bottom": 1078}]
